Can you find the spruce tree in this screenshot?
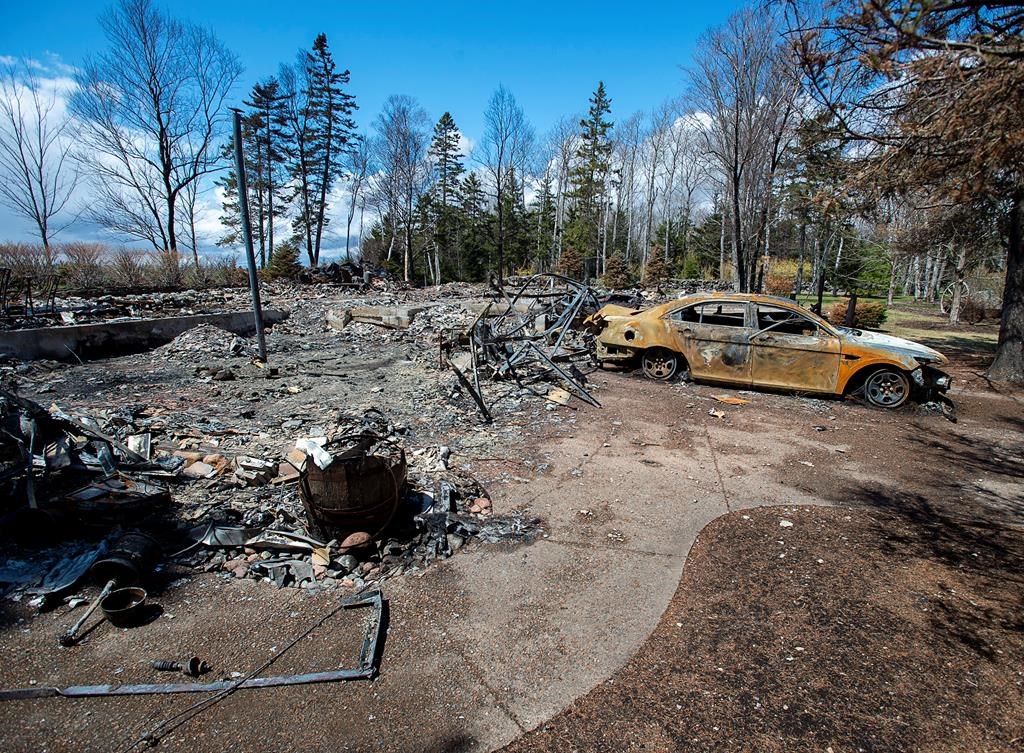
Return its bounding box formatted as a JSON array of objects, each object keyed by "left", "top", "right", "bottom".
[
  {"left": 265, "top": 238, "right": 302, "bottom": 280},
  {"left": 567, "top": 82, "right": 614, "bottom": 259},
  {"left": 428, "top": 112, "right": 465, "bottom": 282},
  {"left": 245, "top": 78, "right": 291, "bottom": 266},
  {"left": 216, "top": 80, "right": 291, "bottom": 268},
  {"left": 459, "top": 173, "right": 492, "bottom": 281},
  {"left": 288, "top": 33, "right": 358, "bottom": 267},
  {"left": 216, "top": 116, "right": 259, "bottom": 252}
]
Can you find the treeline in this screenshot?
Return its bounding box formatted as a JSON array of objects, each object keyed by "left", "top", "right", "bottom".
[{"left": 0, "top": 0, "right": 1021, "bottom": 379}]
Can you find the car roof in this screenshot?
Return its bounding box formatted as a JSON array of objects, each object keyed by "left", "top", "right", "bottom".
[{"left": 647, "top": 291, "right": 802, "bottom": 315}]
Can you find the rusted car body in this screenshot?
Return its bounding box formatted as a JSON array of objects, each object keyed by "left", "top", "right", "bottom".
[{"left": 588, "top": 293, "right": 952, "bottom": 408}]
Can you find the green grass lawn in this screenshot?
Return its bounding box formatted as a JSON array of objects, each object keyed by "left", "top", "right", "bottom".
[{"left": 793, "top": 293, "right": 999, "bottom": 353}]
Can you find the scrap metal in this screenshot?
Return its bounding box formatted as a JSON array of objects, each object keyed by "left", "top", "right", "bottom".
[
  {"left": 0, "top": 589, "right": 385, "bottom": 701},
  {"left": 440, "top": 273, "right": 602, "bottom": 421}
]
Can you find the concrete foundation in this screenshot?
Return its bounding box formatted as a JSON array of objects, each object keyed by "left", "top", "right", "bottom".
[{"left": 0, "top": 309, "right": 289, "bottom": 361}]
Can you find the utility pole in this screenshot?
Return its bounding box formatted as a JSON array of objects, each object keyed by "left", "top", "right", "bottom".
[{"left": 232, "top": 108, "right": 268, "bottom": 362}]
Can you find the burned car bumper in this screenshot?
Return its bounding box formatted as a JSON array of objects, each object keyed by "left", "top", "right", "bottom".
[{"left": 913, "top": 365, "right": 953, "bottom": 393}]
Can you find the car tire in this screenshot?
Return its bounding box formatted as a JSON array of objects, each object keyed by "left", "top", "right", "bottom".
[
  {"left": 863, "top": 368, "right": 911, "bottom": 408},
  {"left": 641, "top": 348, "right": 680, "bottom": 381}
]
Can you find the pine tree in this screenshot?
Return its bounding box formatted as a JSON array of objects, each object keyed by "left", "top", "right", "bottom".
[
  {"left": 567, "top": 82, "right": 614, "bottom": 258},
  {"left": 287, "top": 33, "right": 358, "bottom": 267},
  {"left": 265, "top": 238, "right": 303, "bottom": 280},
  {"left": 246, "top": 78, "right": 291, "bottom": 266},
  {"left": 428, "top": 112, "right": 465, "bottom": 282}
]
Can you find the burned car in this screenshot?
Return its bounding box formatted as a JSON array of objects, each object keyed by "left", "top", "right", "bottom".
[{"left": 588, "top": 293, "right": 952, "bottom": 409}]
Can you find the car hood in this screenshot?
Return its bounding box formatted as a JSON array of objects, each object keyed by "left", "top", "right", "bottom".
[{"left": 838, "top": 328, "right": 948, "bottom": 365}]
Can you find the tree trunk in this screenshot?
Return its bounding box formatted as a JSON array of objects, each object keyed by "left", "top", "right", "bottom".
[
  {"left": 718, "top": 202, "right": 726, "bottom": 281},
  {"left": 987, "top": 191, "right": 1024, "bottom": 382},
  {"left": 887, "top": 257, "right": 898, "bottom": 307},
  {"left": 796, "top": 221, "right": 806, "bottom": 296},
  {"left": 948, "top": 246, "right": 967, "bottom": 325}
]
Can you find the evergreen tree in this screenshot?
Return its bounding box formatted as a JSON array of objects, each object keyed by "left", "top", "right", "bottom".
[
  {"left": 287, "top": 33, "right": 358, "bottom": 267},
  {"left": 459, "top": 173, "right": 492, "bottom": 281},
  {"left": 265, "top": 238, "right": 302, "bottom": 280},
  {"left": 529, "top": 172, "right": 557, "bottom": 271},
  {"left": 216, "top": 116, "right": 259, "bottom": 252},
  {"left": 567, "top": 82, "right": 614, "bottom": 257},
  {"left": 246, "top": 78, "right": 291, "bottom": 266},
  {"left": 428, "top": 112, "right": 465, "bottom": 282},
  {"left": 603, "top": 253, "right": 634, "bottom": 289}
]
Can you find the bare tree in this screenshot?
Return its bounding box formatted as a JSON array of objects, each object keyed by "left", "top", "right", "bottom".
[
  {"left": 613, "top": 111, "right": 644, "bottom": 263},
  {"left": 70, "top": 0, "right": 241, "bottom": 252},
  {"left": 370, "top": 95, "right": 430, "bottom": 281},
  {"left": 344, "top": 135, "right": 371, "bottom": 261},
  {"left": 690, "top": 7, "right": 799, "bottom": 291},
  {"left": 477, "top": 85, "right": 534, "bottom": 283},
  {"left": 640, "top": 102, "right": 672, "bottom": 268},
  {"left": 0, "top": 59, "right": 78, "bottom": 249}
]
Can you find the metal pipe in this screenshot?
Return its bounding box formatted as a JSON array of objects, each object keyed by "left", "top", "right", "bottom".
[{"left": 231, "top": 108, "right": 268, "bottom": 362}]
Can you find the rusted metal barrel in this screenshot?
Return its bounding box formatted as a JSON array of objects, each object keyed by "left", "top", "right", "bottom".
[
  {"left": 299, "top": 439, "right": 407, "bottom": 542},
  {"left": 90, "top": 530, "right": 161, "bottom": 586}
]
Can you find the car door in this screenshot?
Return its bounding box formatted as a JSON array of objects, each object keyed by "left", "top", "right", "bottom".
[
  {"left": 667, "top": 300, "right": 752, "bottom": 386},
  {"left": 749, "top": 303, "right": 841, "bottom": 393}
]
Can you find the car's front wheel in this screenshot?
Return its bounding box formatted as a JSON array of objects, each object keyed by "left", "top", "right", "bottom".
[
  {"left": 864, "top": 368, "right": 911, "bottom": 408},
  {"left": 641, "top": 348, "right": 681, "bottom": 381}
]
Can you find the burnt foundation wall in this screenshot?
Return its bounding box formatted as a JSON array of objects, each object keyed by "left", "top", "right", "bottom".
[{"left": 0, "top": 310, "right": 289, "bottom": 361}]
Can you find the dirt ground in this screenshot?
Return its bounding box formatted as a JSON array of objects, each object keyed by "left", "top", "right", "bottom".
[
  {"left": 504, "top": 503, "right": 1024, "bottom": 753},
  {"left": 1, "top": 286, "right": 1022, "bottom": 752}
]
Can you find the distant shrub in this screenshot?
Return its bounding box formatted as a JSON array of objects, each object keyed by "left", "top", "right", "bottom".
[
  {"left": 106, "top": 248, "right": 147, "bottom": 288},
  {"left": 265, "top": 241, "right": 302, "bottom": 281},
  {"left": 149, "top": 250, "right": 184, "bottom": 289},
  {"left": 960, "top": 295, "right": 990, "bottom": 324},
  {"left": 0, "top": 242, "right": 57, "bottom": 278},
  {"left": 642, "top": 255, "right": 668, "bottom": 287},
  {"left": 60, "top": 242, "right": 107, "bottom": 289},
  {"left": 765, "top": 271, "right": 794, "bottom": 296},
  {"left": 205, "top": 255, "right": 247, "bottom": 287},
  {"left": 826, "top": 299, "right": 888, "bottom": 329}
]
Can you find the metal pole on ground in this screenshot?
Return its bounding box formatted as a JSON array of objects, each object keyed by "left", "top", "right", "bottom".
[{"left": 231, "top": 108, "right": 268, "bottom": 362}]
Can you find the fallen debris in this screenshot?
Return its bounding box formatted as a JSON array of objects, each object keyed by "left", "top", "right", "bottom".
[{"left": 440, "top": 274, "right": 601, "bottom": 422}]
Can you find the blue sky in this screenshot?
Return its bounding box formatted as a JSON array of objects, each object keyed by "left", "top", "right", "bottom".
[
  {"left": 2, "top": 0, "right": 744, "bottom": 141},
  {"left": 0, "top": 0, "right": 745, "bottom": 248}
]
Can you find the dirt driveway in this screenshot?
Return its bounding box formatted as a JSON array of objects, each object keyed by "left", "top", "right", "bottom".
[{"left": 1, "top": 363, "right": 1021, "bottom": 753}]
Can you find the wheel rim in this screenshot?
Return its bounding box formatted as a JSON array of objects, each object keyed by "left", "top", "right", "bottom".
[
  {"left": 865, "top": 370, "right": 908, "bottom": 407},
  {"left": 642, "top": 350, "right": 678, "bottom": 380}
]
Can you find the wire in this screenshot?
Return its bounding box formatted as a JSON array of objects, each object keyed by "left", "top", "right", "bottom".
[{"left": 120, "top": 596, "right": 352, "bottom": 751}]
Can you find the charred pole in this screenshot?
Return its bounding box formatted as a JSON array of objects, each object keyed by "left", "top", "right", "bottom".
[{"left": 231, "top": 108, "right": 268, "bottom": 362}]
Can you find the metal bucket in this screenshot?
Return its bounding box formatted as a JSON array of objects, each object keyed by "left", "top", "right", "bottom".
[
  {"left": 100, "top": 586, "right": 148, "bottom": 627},
  {"left": 299, "top": 439, "right": 407, "bottom": 542}
]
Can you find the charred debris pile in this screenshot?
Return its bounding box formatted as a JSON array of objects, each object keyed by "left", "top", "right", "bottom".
[
  {"left": 0, "top": 391, "right": 541, "bottom": 608},
  {"left": 0, "top": 275, "right": 620, "bottom": 634}
]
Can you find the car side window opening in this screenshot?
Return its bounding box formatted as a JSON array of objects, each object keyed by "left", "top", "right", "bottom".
[
  {"left": 672, "top": 302, "right": 748, "bottom": 327},
  {"left": 756, "top": 305, "right": 819, "bottom": 336}
]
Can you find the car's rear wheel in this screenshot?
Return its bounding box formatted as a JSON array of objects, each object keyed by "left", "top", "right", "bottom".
[
  {"left": 864, "top": 368, "right": 911, "bottom": 408},
  {"left": 641, "top": 348, "right": 680, "bottom": 380}
]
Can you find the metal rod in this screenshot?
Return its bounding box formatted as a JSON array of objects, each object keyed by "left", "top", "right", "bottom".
[
  {"left": 2, "top": 591, "right": 384, "bottom": 702},
  {"left": 231, "top": 109, "right": 268, "bottom": 362},
  {"left": 58, "top": 579, "right": 115, "bottom": 647}
]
